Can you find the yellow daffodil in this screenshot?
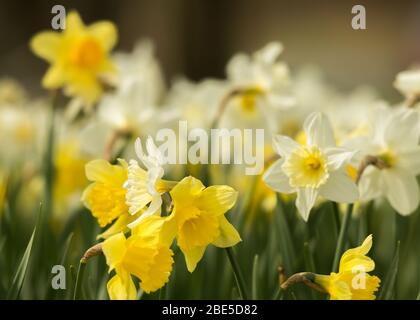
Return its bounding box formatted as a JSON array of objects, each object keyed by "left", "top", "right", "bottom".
[
  {"left": 82, "top": 159, "right": 128, "bottom": 228},
  {"left": 54, "top": 140, "right": 88, "bottom": 203},
  {"left": 314, "top": 235, "right": 380, "bottom": 300},
  {"left": 30, "top": 11, "right": 117, "bottom": 106},
  {"left": 102, "top": 216, "right": 174, "bottom": 299},
  {"left": 161, "top": 176, "right": 241, "bottom": 272}
]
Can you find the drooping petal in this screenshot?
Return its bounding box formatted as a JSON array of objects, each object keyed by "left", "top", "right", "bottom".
[
  {"left": 262, "top": 159, "right": 294, "bottom": 194},
  {"left": 358, "top": 166, "right": 383, "bottom": 202},
  {"left": 383, "top": 168, "right": 420, "bottom": 215},
  {"left": 319, "top": 171, "right": 359, "bottom": 203},
  {"left": 181, "top": 245, "right": 206, "bottom": 273},
  {"left": 397, "top": 146, "right": 420, "bottom": 175},
  {"left": 295, "top": 187, "right": 318, "bottom": 221},
  {"left": 42, "top": 64, "right": 66, "bottom": 88},
  {"left": 102, "top": 233, "right": 127, "bottom": 271},
  {"left": 212, "top": 215, "right": 241, "bottom": 248},
  {"left": 304, "top": 112, "right": 336, "bottom": 149},
  {"left": 107, "top": 270, "right": 136, "bottom": 300}
]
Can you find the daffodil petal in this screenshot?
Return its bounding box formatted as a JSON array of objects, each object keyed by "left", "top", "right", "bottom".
[
  {"left": 102, "top": 232, "right": 127, "bottom": 271},
  {"left": 304, "top": 112, "right": 335, "bottom": 149},
  {"left": 272, "top": 134, "right": 299, "bottom": 158},
  {"left": 296, "top": 187, "right": 318, "bottom": 221},
  {"left": 263, "top": 159, "right": 294, "bottom": 194},
  {"left": 197, "top": 185, "right": 237, "bottom": 216},
  {"left": 88, "top": 21, "right": 117, "bottom": 51},
  {"left": 212, "top": 215, "right": 241, "bottom": 248},
  {"left": 107, "top": 270, "right": 136, "bottom": 300},
  {"left": 30, "top": 32, "right": 61, "bottom": 62},
  {"left": 182, "top": 245, "right": 206, "bottom": 273},
  {"left": 383, "top": 168, "right": 420, "bottom": 215},
  {"left": 319, "top": 171, "right": 359, "bottom": 203}
]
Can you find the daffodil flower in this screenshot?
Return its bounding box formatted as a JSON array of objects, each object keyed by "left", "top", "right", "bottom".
[
  {"left": 125, "top": 137, "right": 176, "bottom": 228},
  {"left": 160, "top": 176, "right": 241, "bottom": 272},
  {"left": 394, "top": 68, "right": 420, "bottom": 103},
  {"left": 102, "top": 216, "right": 174, "bottom": 299},
  {"left": 356, "top": 106, "right": 420, "bottom": 215},
  {"left": 263, "top": 112, "right": 359, "bottom": 221},
  {"left": 82, "top": 159, "right": 128, "bottom": 228},
  {"left": 30, "top": 11, "right": 117, "bottom": 107},
  {"left": 314, "top": 235, "right": 380, "bottom": 300}
]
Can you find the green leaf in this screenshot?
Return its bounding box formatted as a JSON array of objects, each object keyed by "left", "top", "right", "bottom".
[
  {"left": 275, "top": 195, "right": 295, "bottom": 275},
  {"left": 6, "top": 205, "right": 42, "bottom": 299},
  {"left": 378, "top": 241, "right": 400, "bottom": 300}
]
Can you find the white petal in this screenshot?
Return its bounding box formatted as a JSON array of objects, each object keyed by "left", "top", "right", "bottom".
[
  {"left": 319, "top": 171, "right": 359, "bottom": 203},
  {"left": 397, "top": 146, "right": 420, "bottom": 175},
  {"left": 146, "top": 166, "right": 164, "bottom": 195},
  {"left": 272, "top": 135, "right": 299, "bottom": 158},
  {"left": 262, "top": 159, "right": 294, "bottom": 194},
  {"left": 384, "top": 108, "right": 420, "bottom": 151},
  {"left": 304, "top": 112, "right": 336, "bottom": 148},
  {"left": 296, "top": 187, "right": 318, "bottom": 222},
  {"left": 383, "top": 168, "right": 420, "bottom": 216},
  {"left": 254, "top": 42, "right": 283, "bottom": 64},
  {"left": 325, "top": 147, "right": 356, "bottom": 171},
  {"left": 128, "top": 195, "right": 162, "bottom": 228},
  {"left": 358, "top": 166, "right": 383, "bottom": 202}
]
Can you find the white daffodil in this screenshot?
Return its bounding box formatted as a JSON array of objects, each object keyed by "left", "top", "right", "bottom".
[
  {"left": 394, "top": 68, "right": 420, "bottom": 101},
  {"left": 125, "top": 136, "right": 174, "bottom": 228},
  {"left": 263, "top": 112, "right": 359, "bottom": 221},
  {"left": 223, "top": 42, "right": 295, "bottom": 132},
  {"left": 356, "top": 106, "right": 420, "bottom": 215}
]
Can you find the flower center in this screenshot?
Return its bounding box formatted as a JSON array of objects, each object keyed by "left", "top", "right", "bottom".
[
  {"left": 69, "top": 37, "right": 103, "bottom": 69},
  {"left": 282, "top": 145, "right": 329, "bottom": 188},
  {"left": 238, "top": 87, "right": 264, "bottom": 113},
  {"left": 377, "top": 149, "right": 397, "bottom": 167}
]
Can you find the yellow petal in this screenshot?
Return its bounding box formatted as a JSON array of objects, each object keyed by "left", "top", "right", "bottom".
[
  {"left": 102, "top": 232, "right": 127, "bottom": 271},
  {"left": 160, "top": 214, "right": 178, "bottom": 247},
  {"left": 212, "top": 215, "right": 241, "bottom": 248},
  {"left": 197, "top": 185, "right": 238, "bottom": 216},
  {"left": 170, "top": 176, "right": 205, "bottom": 208},
  {"left": 339, "top": 235, "right": 373, "bottom": 272},
  {"left": 30, "top": 31, "right": 61, "bottom": 62},
  {"left": 65, "top": 11, "right": 85, "bottom": 35},
  {"left": 42, "top": 64, "right": 65, "bottom": 88},
  {"left": 178, "top": 213, "right": 220, "bottom": 250},
  {"left": 97, "top": 213, "right": 134, "bottom": 240},
  {"left": 85, "top": 159, "right": 125, "bottom": 184},
  {"left": 107, "top": 270, "right": 136, "bottom": 300},
  {"left": 88, "top": 21, "right": 118, "bottom": 51},
  {"left": 182, "top": 245, "right": 206, "bottom": 273}
]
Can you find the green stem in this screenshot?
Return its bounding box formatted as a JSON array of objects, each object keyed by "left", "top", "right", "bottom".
[
  {"left": 251, "top": 254, "right": 259, "bottom": 300},
  {"left": 225, "top": 247, "right": 248, "bottom": 300},
  {"left": 44, "top": 92, "right": 58, "bottom": 220},
  {"left": 73, "top": 261, "right": 86, "bottom": 300},
  {"left": 332, "top": 203, "right": 354, "bottom": 272}
]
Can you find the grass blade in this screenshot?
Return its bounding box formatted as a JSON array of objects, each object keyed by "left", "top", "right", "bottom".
[
  {"left": 252, "top": 254, "right": 259, "bottom": 300},
  {"left": 6, "top": 205, "right": 42, "bottom": 299},
  {"left": 378, "top": 241, "right": 400, "bottom": 300}
]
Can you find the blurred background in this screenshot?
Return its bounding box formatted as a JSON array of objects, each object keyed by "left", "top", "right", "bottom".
[{"left": 1, "top": 0, "right": 420, "bottom": 101}]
